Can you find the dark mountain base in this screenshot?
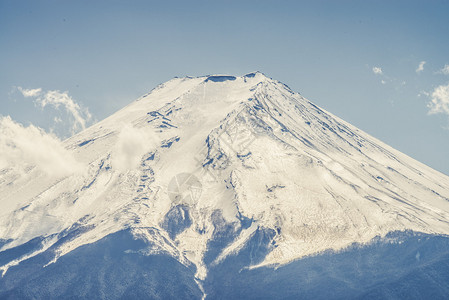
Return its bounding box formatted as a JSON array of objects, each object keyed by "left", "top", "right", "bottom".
[
  {"left": 0, "top": 230, "right": 202, "bottom": 299},
  {"left": 205, "top": 231, "right": 449, "bottom": 299},
  {"left": 1, "top": 230, "right": 449, "bottom": 299}
]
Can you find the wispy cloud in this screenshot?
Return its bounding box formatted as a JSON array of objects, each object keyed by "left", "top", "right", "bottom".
[
  {"left": 439, "top": 64, "right": 449, "bottom": 75},
  {"left": 372, "top": 67, "right": 383, "bottom": 75},
  {"left": 0, "top": 116, "right": 83, "bottom": 177},
  {"left": 370, "top": 66, "right": 405, "bottom": 89},
  {"left": 18, "top": 87, "right": 42, "bottom": 98},
  {"left": 427, "top": 83, "right": 449, "bottom": 116},
  {"left": 112, "top": 125, "right": 157, "bottom": 172},
  {"left": 37, "top": 90, "right": 92, "bottom": 134},
  {"left": 17, "top": 87, "right": 92, "bottom": 135},
  {"left": 416, "top": 61, "right": 426, "bottom": 73}
]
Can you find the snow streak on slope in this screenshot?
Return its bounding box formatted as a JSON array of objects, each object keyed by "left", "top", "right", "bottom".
[{"left": 1, "top": 72, "right": 449, "bottom": 280}]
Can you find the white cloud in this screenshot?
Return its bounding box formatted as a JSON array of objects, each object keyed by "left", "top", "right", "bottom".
[
  {"left": 440, "top": 64, "right": 449, "bottom": 75},
  {"left": 372, "top": 67, "right": 383, "bottom": 75},
  {"left": 17, "top": 87, "right": 92, "bottom": 135},
  {"left": 427, "top": 83, "right": 449, "bottom": 116},
  {"left": 416, "top": 61, "right": 426, "bottom": 73},
  {"left": 18, "top": 87, "right": 42, "bottom": 98},
  {"left": 112, "top": 125, "right": 157, "bottom": 172},
  {"left": 37, "top": 90, "right": 92, "bottom": 134},
  {"left": 0, "top": 116, "right": 83, "bottom": 177},
  {"left": 418, "top": 91, "right": 429, "bottom": 98}
]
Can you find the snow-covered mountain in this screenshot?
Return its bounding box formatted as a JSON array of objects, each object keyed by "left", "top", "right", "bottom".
[{"left": 1, "top": 72, "right": 449, "bottom": 299}]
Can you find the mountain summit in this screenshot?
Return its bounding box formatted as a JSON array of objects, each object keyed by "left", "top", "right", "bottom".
[{"left": 1, "top": 72, "right": 449, "bottom": 299}]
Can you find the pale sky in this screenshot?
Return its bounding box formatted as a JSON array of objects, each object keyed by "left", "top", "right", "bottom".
[{"left": 1, "top": 0, "right": 449, "bottom": 175}]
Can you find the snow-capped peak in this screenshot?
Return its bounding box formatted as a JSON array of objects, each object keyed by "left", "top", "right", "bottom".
[{"left": 1, "top": 73, "right": 449, "bottom": 279}]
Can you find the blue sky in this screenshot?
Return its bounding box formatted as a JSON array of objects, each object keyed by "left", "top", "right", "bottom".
[{"left": 1, "top": 0, "right": 449, "bottom": 175}]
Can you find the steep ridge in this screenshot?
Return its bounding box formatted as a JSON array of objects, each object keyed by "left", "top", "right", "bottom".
[{"left": 1, "top": 72, "right": 449, "bottom": 298}]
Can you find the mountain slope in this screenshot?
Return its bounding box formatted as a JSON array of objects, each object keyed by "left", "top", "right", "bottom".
[{"left": 1, "top": 72, "right": 449, "bottom": 298}]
